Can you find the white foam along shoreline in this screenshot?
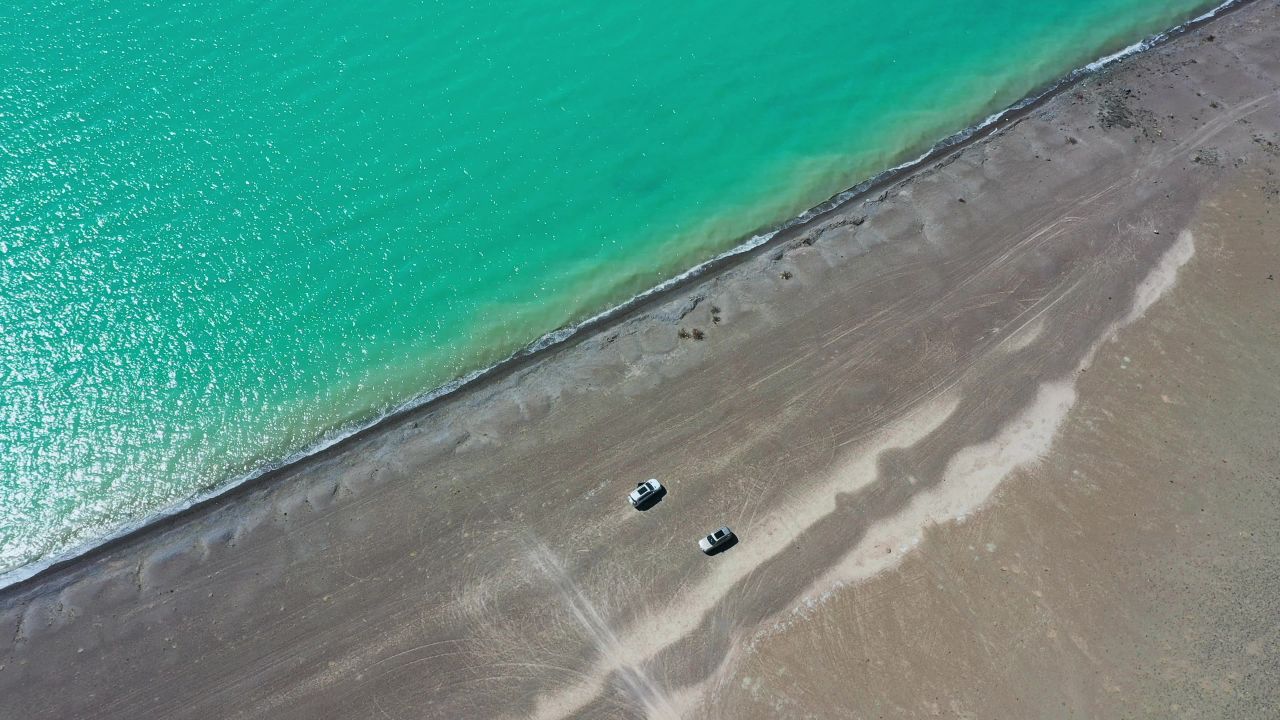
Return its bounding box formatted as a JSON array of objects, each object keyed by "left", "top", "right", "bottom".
[{"left": 0, "top": 0, "right": 1244, "bottom": 593}]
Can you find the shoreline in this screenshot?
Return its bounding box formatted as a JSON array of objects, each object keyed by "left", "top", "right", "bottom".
[{"left": 0, "top": 0, "right": 1249, "bottom": 594}]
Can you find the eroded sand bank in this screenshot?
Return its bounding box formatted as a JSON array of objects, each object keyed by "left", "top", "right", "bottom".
[{"left": 3, "top": 2, "right": 1280, "bottom": 718}]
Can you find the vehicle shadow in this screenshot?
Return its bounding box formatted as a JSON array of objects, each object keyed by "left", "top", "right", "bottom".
[
  {"left": 634, "top": 486, "right": 667, "bottom": 511},
  {"left": 703, "top": 534, "right": 738, "bottom": 556}
]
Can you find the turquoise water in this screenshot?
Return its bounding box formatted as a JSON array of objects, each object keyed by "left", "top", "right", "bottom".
[{"left": 0, "top": 0, "right": 1219, "bottom": 577}]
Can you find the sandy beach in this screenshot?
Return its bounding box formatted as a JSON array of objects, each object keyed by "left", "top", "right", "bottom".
[{"left": 3, "top": 1, "right": 1280, "bottom": 717}]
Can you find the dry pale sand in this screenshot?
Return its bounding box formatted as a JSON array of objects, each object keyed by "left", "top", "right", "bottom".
[{"left": 3, "top": 2, "right": 1280, "bottom": 718}]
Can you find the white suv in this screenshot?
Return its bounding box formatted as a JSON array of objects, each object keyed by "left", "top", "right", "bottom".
[
  {"left": 628, "top": 479, "right": 663, "bottom": 508},
  {"left": 698, "top": 526, "right": 734, "bottom": 553}
]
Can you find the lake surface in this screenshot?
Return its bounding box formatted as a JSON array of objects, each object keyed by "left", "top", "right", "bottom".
[{"left": 0, "top": 0, "right": 1218, "bottom": 578}]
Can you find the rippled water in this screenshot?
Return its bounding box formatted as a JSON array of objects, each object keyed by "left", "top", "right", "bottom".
[{"left": 0, "top": 0, "right": 1218, "bottom": 578}]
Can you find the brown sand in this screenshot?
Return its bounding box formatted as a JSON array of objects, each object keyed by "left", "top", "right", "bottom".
[{"left": 3, "top": 2, "right": 1280, "bottom": 718}]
